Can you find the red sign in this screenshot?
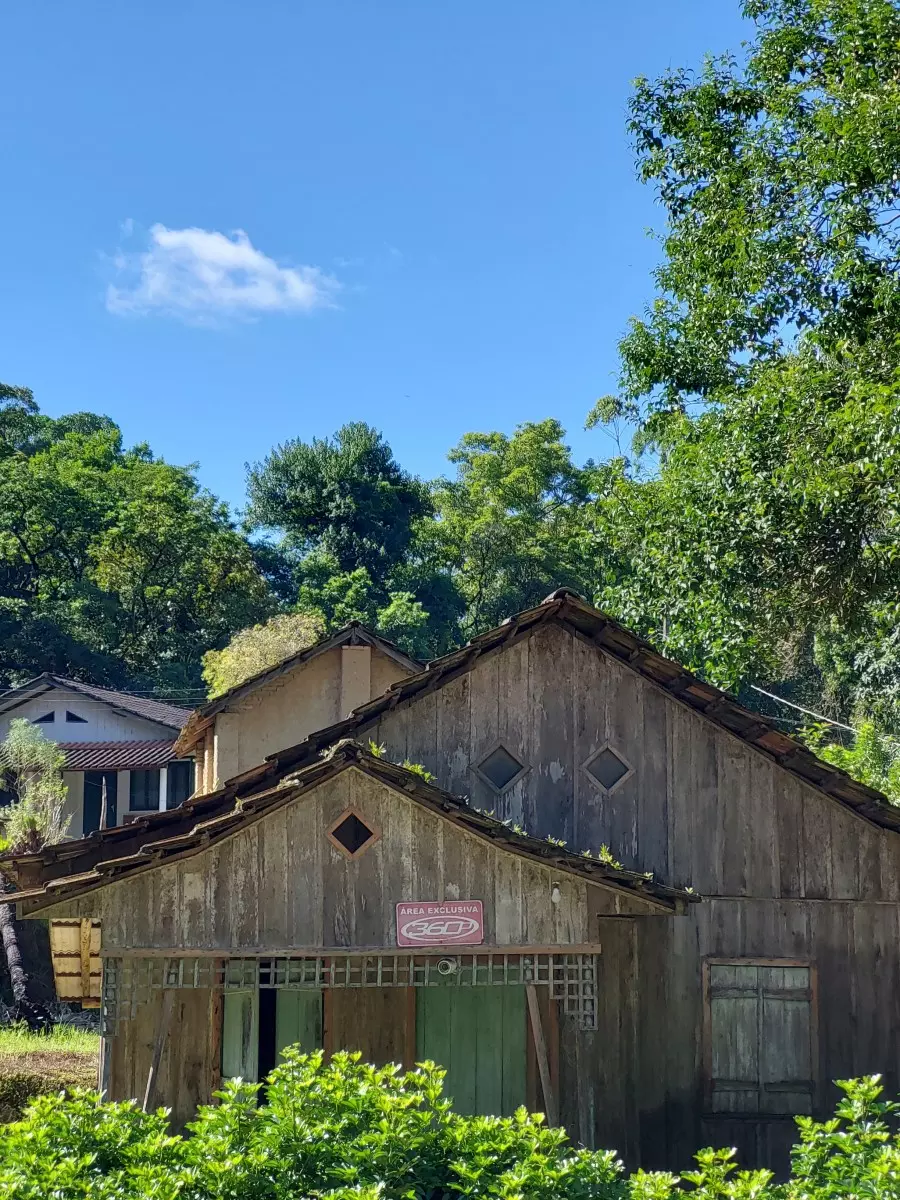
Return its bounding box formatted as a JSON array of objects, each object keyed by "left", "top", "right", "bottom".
[{"left": 396, "top": 900, "right": 484, "bottom": 946}]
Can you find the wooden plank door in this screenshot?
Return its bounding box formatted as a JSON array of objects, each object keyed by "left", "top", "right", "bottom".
[
  {"left": 326, "top": 988, "right": 415, "bottom": 1068},
  {"left": 222, "top": 990, "right": 258, "bottom": 1082},
  {"left": 276, "top": 990, "right": 324, "bottom": 1060},
  {"left": 416, "top": 985, "right": 526, "bottom": 1116}
]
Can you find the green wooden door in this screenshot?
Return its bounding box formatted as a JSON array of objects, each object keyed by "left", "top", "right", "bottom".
[
  {"left": 275, "top": 990, "right": 323, "bottom": 1060},
  {"left": 222, "top": 990, "right": 258, "bottom": 1081},
  {"left": 416, "top": 986, "right": 526, "bottom": 1116}
]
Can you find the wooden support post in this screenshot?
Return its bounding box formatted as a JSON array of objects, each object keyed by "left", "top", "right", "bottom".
[
  {"left": 143, "top": 989, "right": 176, "bottom": 1112},
  {"left": 98, "top": 1035, "right": 110, "bottom": 1097},
  {"left": 208, "top": 960, "right": 224, "bottom": 1100},
  {"left": 79, "top": 919, "right": 92, "bottom": 1003},
  {"left": 526, "top": 984, "right": 558, "bottom": 1127}
]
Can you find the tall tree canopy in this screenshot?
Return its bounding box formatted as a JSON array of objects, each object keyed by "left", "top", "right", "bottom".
[
  {"left": 421, "top": 420, "right": 597, "bottom": 636},
  {"left": 246, "top": 423, "right": 462, "bottom": 660},
  {"left": 0, "top": 386, "right": 270, "bottom": 690},
  {"left": 246, "top": 422, "right": 430, "bottom": 580},
  {"left": 583, "top": 0, "right": 900, "bottom": 735}
]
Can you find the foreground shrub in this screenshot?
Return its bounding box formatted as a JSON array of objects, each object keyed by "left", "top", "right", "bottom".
[{"left": 0, "top": 1052, "right": 898, "bottom": 1198}]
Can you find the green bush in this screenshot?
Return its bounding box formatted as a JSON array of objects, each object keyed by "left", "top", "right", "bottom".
[{"left": 0, "top": 1052, "right": 898, "bottom": 1199}]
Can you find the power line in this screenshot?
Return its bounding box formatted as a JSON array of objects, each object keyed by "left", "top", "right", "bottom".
[{"left": 749, "top": 685, "right": 857, "bottom": 733}]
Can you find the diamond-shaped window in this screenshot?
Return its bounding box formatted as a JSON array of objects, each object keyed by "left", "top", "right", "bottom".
[
  {"left": 475, "top": 744, "right": 527, "bottom": 793},
  {"left": 327, "top": 809, "right": 378, "bottom": 858},
  {"left": 584, "top": 745, "right": 631, "bottom": 793}
]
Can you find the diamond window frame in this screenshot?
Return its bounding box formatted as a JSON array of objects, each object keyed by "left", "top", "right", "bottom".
[
  {"left": 472, "top": 740, "right": 531, "bottom": 795},
  {"left": 582, "top": 742, "right": 634, "bottom": 796},
  {"left": 326, "top": 806, "right": 381, "bottom": 860}
]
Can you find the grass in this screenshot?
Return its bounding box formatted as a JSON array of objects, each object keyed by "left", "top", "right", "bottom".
[
  {"left": 0, "top": 1023, "right": 100, "bottom": 1121},
  {"left": 0, "top": 1023, "right": 100, "bottom": 1056}
]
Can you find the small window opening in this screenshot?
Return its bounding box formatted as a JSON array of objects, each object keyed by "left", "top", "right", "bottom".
[
  {"left": 33, "top": 711, "right": 55, "bottom": 724},
  {"left": 584, "top": 745, "right": 631, "bottom": 793},
  {"left": 65, "top": 710, "right": 88, "bottom": 723},
  {"left": 476, "top": 745, "right": 526, "bottom": 793},
  {"left": 328, "top": 809, "right": 377, "bottom": 858}
]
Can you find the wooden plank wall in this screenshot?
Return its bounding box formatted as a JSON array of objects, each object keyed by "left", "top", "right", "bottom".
[
  {"left": 574, "top": 900, "right": 900, "bottom": 1176},
  {"left": 370, "top": 623, "right": 900, "bottom": 904},
  {"left": 366, "top": 623, "right": 900, "bottom": 1173},
  {"left": 108, "top": 985, "right": 217, "bottom": 1129},
  {"left": 82, "top": 770, "right": 592, "bottom": 952}
]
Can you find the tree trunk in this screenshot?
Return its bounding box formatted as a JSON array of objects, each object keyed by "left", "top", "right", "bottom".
[{"left": 0, "top": 871, "right": 27, "bottom": 1005}]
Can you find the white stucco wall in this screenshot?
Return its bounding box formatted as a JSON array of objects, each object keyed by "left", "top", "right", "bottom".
[
  {"left": 210, "top": 645, "right": 413, "bottom": 788},
  {"left": 0, "top": 691, "right": 175, "bottom": 743}
]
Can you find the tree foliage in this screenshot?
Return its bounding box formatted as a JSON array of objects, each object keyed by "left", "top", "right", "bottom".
[
  {"left": 422, "top": 420, "right": 597, "bottom": 637},
  {"left": 246, "top": 423, "right": 429, "bottom": 583},
  {"left": 0, "top": 1056, "right": 898, "bottom": 1199},
  {"left": 0, "top": 719, "right": 69, "bottom": 1014},
  {"left": 0, "top": 389, "right": 271, "bottom": 690},
  {"left": 0, "top": 719, "right": 69, "bottom": 853},
  {"left": 580, "top": 0, "right": 900, "bottom": 750},
  {"left": 202, "top": 612, "right": 326, "bottom": 698},
  {"left": 805, "top": 720, "right": 900, "bottom": 805}
]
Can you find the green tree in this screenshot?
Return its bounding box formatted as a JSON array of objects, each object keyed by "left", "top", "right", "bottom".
[
  {"left": 202, "top": 612, "right": 325, "bottom": 698},
  {"left": 247, "top": 423, "right": 463, "bottom": 660},
  {"left": 423, "top": 420, "right": 597, "bottom": 637},
  {"left": 606, "top": 0, "right": 900, "bottom": 424},
  {"left": 583, "top": 0, "right": 900, "bottom": 744},
  {"left": 805, "top": 721, "right": 900, "bottom": 805},
  {"left": 0, "top": 720, "right": 69, "bottom": 1015},
  {"left": 246, "top": 423, "right": 430, "bottom": 583},
  {"left": 0, "top": 390, "right": 272, "bottom": 689}
]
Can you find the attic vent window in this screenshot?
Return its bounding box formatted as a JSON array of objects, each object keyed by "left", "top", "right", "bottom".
[
  {"left": 65, "top": 710, "right": 88, "bottom": 724},
  {"left": 33, "top": 711, "right": 55, "bottom": 724},
  {"left": 584, "top": 745, "right": 632, "bottom": 794},
  {"left": 327, "top": 808, "right": 379, "bottom": 859},
  {"left": 475, "top": 744, "right": 528, "bottom": 794}
]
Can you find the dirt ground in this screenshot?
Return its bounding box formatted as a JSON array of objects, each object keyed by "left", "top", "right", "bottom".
[{"left": 0, "top": 1041, "right": 99, "bottom": 1121}]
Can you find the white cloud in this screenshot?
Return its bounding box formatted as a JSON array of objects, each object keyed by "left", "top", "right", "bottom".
[{"left": 107, "top": 224, "right": 339, "bottom": 321}]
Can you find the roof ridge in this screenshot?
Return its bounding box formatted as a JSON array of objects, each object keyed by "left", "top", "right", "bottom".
[{"left": 6, "top": 739, "right": 693, "bottom": 913}]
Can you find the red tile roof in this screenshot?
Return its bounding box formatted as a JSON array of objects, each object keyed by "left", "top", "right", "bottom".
[{"left": 58, "top": 741, "right": 178, "bottom": 771}]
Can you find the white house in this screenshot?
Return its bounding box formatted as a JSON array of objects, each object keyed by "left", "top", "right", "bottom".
[{"left": 0, "top": 674, "right": 194, "bottom": 836}]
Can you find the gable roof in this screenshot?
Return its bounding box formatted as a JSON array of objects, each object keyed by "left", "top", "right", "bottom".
[
  {"left": 173, "top": 588, "right": 900, "bottom": 835},
  {"left": 5, "top": 589, "right": 898, "bottom": 895},
  {"left": 0, "top": 674, "right": 189, "bottom": 731},
  {"left": 8, "top": 740, "right": 693, "bottom": 915},
  {"left": 174, "top": 621, "right": 423, "bottom": 754}
]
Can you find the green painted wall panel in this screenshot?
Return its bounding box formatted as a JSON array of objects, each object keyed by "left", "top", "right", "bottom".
[
  {"left": 417, "top": 986, "right": 526, "bottom": 1116},
  {"left": 276, "top": 990, "right": 324, "bottom": 1059},
  {"left": 222, "top": 990, "right": 259, "bottom": 1082}
]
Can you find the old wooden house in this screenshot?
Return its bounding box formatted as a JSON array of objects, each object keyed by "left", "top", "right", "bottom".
[{"left": 6, "top": 590, "right": 900, "bottom": 1175}]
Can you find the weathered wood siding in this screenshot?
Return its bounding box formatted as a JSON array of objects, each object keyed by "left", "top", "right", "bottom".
[
  {"left": 109, "top": 985, "right": 218, "bottom": 1130},
  {"left": 369, "top": 622, "right": 900, "bottom": 1173},
  {"left": 55, "top": 619, "right": 900, "bottom": 1174},
  {"left": 369, "top": 623, "right": 900, "bottom": 902},
  {"left": 577, "top": 899, "right": 900, "bottom": 1175},
  {"left": 61, "top": 768, "right": 593, "bottom": 951}
]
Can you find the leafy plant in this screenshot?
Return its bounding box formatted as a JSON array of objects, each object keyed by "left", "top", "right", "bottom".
[
  {"left": 805, "top": 721, "right": 900, "bottom": 804},
  {"left": 0, "top": 720, "right": 70, "bottom": 1014},
  {"left": 202, "top": 611, "right": 326, "bottom": 698},
  {"left": 0, "top": 719, "right": 69, "bottom": 851},
  {"left": 1, "top": 1057, "right": 899, "bottom": 1199}
]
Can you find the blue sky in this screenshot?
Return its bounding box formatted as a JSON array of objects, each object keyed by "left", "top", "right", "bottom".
[{"left": 1, "top": 2, "right": 749, "bottom": 512}]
